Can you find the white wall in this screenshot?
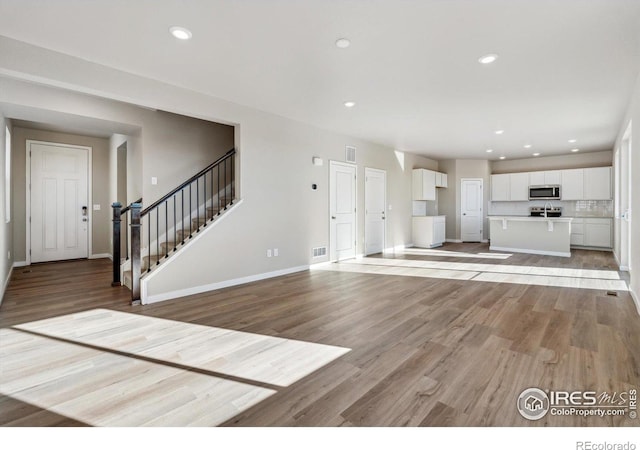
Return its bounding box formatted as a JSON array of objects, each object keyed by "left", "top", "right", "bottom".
[
  {"left": 613, "top": 71, "right": 640, "bottom": 313},
  {"left": 0, "top": 113, "right": 13, "bottom": 303},
  {"left": 0, "top": 38, "right": 436, "bottom": 302}
]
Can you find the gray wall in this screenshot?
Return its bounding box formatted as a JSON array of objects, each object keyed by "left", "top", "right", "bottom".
[
  {"left": 490, "top": 150, "right": 613, "bottom": 174},
  {"left": 11, "top": 127, "right": 111, "bottom": 260},
  {"left": 0, "top": 113, "right": 13, "bottom": 303}
]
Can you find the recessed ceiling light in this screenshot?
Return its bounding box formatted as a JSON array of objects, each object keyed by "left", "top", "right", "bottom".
[
  {"left": 344, "top": 101, "right": 356, "bottom": 108},
  {"left": 495, "top": 129, "right": 504, "bottom": 135},
  {"left": 533, "top": 153, "right": 541, "bottom": 156},
  {"left": 335, "top": 38, "right": 351, "bottom": 49},
  {"left": 479, "top": 54, "right": 499, "bottom": 64},
  {"left": 524, "top": 144, "right": 532, "bottom": 149},
  {"left": 499, "top": 156, "right": 506, "bottom": 160},
  {"left": 486, "top": 149, "right": 493, "bottom": 153},
  {"left": 169, "top": 26, "right": 192, "bottom": 40},
  {"left": 571, "top": 148, "right": 580, "bottom": 153},
  {"left": 568, "top": 139, "right": 577, "bottom": 143}
]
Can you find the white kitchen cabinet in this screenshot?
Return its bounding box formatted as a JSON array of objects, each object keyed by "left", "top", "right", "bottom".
[
  {"left": 412, "top": 169, "right": 436, "bottom": 201},
  {"left": 570, "top": 218, "right": 584, "bottom": 246},
  {"left": 584, "top": 218, "right": 612, "bottom": 248},
  {"left": 583, "top": 167, "right": 612, "bottom": 200},
  {"left": 491, "top": 174, "right": 510, "bottom": 201},
  {"left": 412, "top": 216, "right": 446, "bottom": 248},
  {"left": 561, "top": 169, "right": 584, "bottom": 200},
  {"left": 509, "top": 172, "right": 530, "bottom": 201},
  {"left": 436, "top": 172, "right": 448, "bottom": 188},
  {"left": 529, "top": 170, "right": 561, "bottom": 186}
]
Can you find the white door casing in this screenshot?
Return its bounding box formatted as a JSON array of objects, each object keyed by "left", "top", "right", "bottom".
[
  {"left": 28, "top": 141, "right": 90, "bottom": 263},
  {"left": 365, "top": 167, "right": 386, "bottom": 255},
  {"left": 330, "top": 161, "right": 356, "bottom": 261},
  {"left": 461, "top": 178, "right": 483, "bottom": 242}
]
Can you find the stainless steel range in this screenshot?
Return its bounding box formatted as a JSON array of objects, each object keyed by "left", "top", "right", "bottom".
[{"left": 530, "top": 206, "right": 562, "bottom": 217}]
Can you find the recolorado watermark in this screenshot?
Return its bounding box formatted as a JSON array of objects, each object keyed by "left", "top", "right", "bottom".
[
  {"left": 517, "top": 387, "right": 637, "bottom": 421},
  {"left": 576, "top": 442, "right": 636, "bottom": 450}
]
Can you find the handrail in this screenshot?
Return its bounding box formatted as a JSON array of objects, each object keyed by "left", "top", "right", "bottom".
[
  {"left": 141, "top": 148, "right": 235, "bottom": 216},
  {"left": 121, "top": 198, "right": 142, "bottom": 215}
]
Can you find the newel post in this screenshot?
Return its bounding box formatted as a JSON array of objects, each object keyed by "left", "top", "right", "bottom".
[
  {"left": 130, "top": 203, "right": 142, "bottom": 305},
  {"left": 111, "top": 202, "right": 122, "bottom": 286}
]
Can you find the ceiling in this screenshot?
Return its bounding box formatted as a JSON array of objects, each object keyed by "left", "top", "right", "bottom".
[{"left": 0, "top": 0, "right": 639, "bottom": 160}]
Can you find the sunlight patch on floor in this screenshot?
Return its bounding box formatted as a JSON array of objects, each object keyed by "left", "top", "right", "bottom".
[
  {"left": 1, "top": 309, "right": 351, "bottom": 426},
  {"left": 390, "top": 248, "right": 513, "bottom": 259}
]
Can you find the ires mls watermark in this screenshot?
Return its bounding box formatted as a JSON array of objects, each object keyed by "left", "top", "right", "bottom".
[{"left": 517, "top": 387, "right": 637, "bottom": 421}]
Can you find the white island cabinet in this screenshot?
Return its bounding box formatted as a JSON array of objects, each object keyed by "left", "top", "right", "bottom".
[
  {"left": 489, "top": 216, "right": 573, "bottom": 257},
  {"left": 413, "top": 216, "right": 446, "bottom": 248}
]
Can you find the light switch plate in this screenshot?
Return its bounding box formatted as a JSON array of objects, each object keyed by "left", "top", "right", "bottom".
[{"left": 151, "top": 177, "right": 158, "bottom": 185}]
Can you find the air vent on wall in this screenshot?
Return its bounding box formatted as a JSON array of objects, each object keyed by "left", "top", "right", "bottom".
[
  {"left": 345, "top": 146, "right": 356, "bottom": 164},
  {"left": 312, "top": 247, "right": 327, "bottom": 258}
]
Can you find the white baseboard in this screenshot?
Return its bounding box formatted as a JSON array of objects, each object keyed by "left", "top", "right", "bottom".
[
  {"left": 89, "top": 253, "right": 112, "bottom": 260},
  {"left": 1, "top": 266, "right": 13, "bottom": 306},
  {"left": 630, "top": 287, "right": 640, "bottom": 317},
  {"left": 12, "top": 261, "right": 28, "bottom": 268},
  {"left": 446, "top": 239, "right": 462, "bottom": 243},
  {"left": 143, "top": 265, "right": 309, "bottom": 305},
  {"left": 489, "top": 245, "right": 571, "bottom": 258},
  {"left": 481, "top": 239, "right": 489, "bottom": 243}
]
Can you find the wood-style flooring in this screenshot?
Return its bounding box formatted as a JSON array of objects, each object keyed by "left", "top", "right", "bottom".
[{"left": 1, "top": 244, "right": 639, "bottom": 426}]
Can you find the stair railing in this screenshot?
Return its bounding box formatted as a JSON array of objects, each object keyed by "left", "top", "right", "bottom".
[
  {"left": 111, "top": 198, "right": 142, "bottom": 286},
  {"left": 127, "top": 148, "right": 236, "bottom": 303}
]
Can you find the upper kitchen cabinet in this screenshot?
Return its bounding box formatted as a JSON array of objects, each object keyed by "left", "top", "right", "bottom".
[
  {"left": 583, "top": 167, "right": 612, "bottom": 200},
  {"left": 509, "top": 172, "right": 529, "bottom": 201},
  {"left": 413, "top": 169, "right": 448, "bottom": 200},
  {"left": 491, "top": 174, "right": 510, "bottom": 201},
  {"left": 561, "top": 167, "right": 611, "bottom": 200},
  {"left": 491, "top": 173, "right": 528, "bottom": 201},
  {"left": 413, "top": 169, "right": 436, "bottom": 200},
  {"left": 561, "top": 169, "right": 584, "bottom": 200},
  {"left": 529, "top": 170, "right": 562, "bottom": 186},
  {"left": 435, "top": 172, "right": 448, "bottom": 188}
]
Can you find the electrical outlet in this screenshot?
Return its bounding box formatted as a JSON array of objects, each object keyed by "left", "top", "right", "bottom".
[
  {"left": 267, "top": 249, "right": 272, "bottom": 258},
  {"left": 7, "top": 251, "right": 10, "bottom": 260},
  {"left": 93, "top": 204, "right": 101, "bottom": 211},
  {"left": 273, "top": 248, "right": 279, "bottom": 257},
  {"left": 151, "top": 177, "right": 158, "bottom": 185}
]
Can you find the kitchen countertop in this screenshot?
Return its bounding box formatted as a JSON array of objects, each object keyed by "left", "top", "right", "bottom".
[{"left": 488, "top": 216, "right": 573, "bottom": 222}]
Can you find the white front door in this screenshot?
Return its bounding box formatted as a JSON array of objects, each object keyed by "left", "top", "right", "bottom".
[
  {"left": 461, "top": 178, "right": 483, "bottom": 242},
  {"left": 330, "top": 161, "right": 356, "bottom": 261},
  {"left": 365, "top": 167, "right": 386, "bottom": 255},
  {"left": 29, "top": 141, "right": 90, "bottom": 263}
]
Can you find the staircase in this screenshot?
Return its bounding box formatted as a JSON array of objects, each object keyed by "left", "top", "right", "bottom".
[{"left": 112, "top": 148, "right": 236, "bottom": 304}]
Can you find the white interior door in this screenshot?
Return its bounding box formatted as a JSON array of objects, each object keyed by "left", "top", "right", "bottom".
[
  {"left": 365, "top": 167, "right": 386, "bottom": 255},
  {"left": 461, "top": 178, "right": 483, "bottom": 242},
  {"left": 330, "top": 161, "right": 356, "bottom": 261},
  {"left": 29, "top": 141, "right": 89, "bottom": 263}
]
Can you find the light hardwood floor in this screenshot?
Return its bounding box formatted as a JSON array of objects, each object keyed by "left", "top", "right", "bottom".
[{"left": 0, "top": 244, "right": 639, "bottom": 426}]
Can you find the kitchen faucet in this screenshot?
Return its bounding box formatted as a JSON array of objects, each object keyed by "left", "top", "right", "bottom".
[{"left": 543, "top": 201, "right": 553, "bottom": 218}]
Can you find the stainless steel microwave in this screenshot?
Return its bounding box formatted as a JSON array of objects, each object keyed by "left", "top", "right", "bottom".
[{"left": 529, "top": 185, "right": 561, "bottom": 200}]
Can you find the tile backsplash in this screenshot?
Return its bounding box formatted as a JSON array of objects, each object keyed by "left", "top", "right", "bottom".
[{"left": 488, "top": 200, "right": 613, "bottom": 218}]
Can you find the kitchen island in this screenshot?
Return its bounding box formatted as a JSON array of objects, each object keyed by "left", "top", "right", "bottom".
[{"left": 488, "top": 216, "right": 573, "bottom": 257}]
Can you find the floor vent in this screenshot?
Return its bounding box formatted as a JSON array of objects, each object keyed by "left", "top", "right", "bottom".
[
  {"left": 312, "top": 247, "right": 327, "bottom": 258},
  {"left": 606, "top": 291, "right": 619, "bottom": 296}
]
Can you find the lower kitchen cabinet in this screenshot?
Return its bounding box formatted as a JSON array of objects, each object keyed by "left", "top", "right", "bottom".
[
  {"left": 413, "top": 216, "right": 446, "bottom": 248},
  {"left": 570, "top": 218, "right": 612, "bottom": 249}
]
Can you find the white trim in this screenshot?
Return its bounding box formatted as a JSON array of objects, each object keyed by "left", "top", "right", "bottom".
[
  {"left": 144, "top": 265, "right": 309, "bottom": 305},
  {"left": 12, "top": 261, "right": 28, "bottom": 268},
  {"left": 89, "top": 253, "right": 112, "bottom": 260},
  {"left": 446, "top": 239, "right": 463, "bottom": 243},
  {"left": 26, "top": 140, "right": 92, "bottom": 264},
  {"left": 383, "top": 244, "right": 409, "bottom": 253},
  {"left": 619, "top": 265, "right": 630, "bottom": 271},
  {"left": 629, "top": 288, "right": 640, "bottom": 317},
  {"left": 140, "top": 199, "right": 243, "bottom": 302},
  {"left": 489, "top": 245, "right": 571, "bottom": 258},
  {"left": 481, "top": 239, "right": 489, "bottom": 243},
  {"left": 1, "top": 266, "right": 13, "bottom": 306}
]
